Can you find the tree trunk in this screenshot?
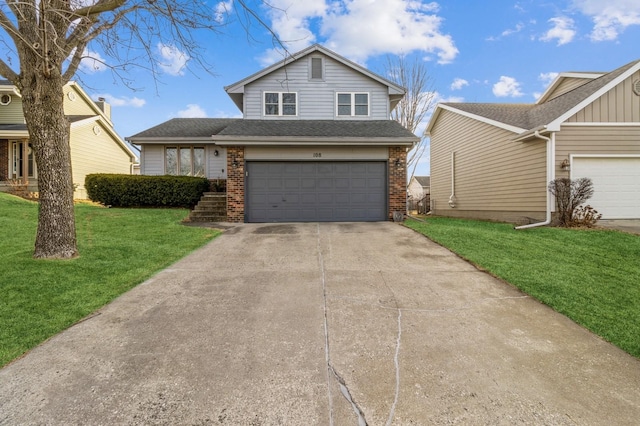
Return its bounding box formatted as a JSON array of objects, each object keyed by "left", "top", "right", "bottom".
[{"left": 19, "top": 69, "right": 78, "bottom": 259}]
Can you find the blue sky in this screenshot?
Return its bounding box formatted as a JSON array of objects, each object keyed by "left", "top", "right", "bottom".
[{"left": 72, "top": 0, "right": 640, "bottom": 177}]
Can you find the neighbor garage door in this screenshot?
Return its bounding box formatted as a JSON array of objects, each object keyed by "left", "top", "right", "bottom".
[
  {"left": 572, "top": 157, "right": 640, "bottom": 219},
  {"left": 246, "top": 161, "right": 387, "bottom": 222}
]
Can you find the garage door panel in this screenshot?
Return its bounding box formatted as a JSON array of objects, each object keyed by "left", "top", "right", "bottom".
[
  {"left": 573, "top": 157, "right": 640, "bottom": 219},
  {"left": 247, "top": 161, "right": 387, "bottom": 222}
]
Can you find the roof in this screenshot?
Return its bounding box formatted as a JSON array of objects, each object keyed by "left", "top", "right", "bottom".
[
  {"left": 128, "top": 118, "right": 418, "bottom": 146},
  {"left": 427, "top": 59, "right": 640, "bottom": 138},
  {"left": 412, "top": 176, "right": 430, "bottom": 187},
  {"left": 127, "top": 118, "right": 242, "bottom": 140}
]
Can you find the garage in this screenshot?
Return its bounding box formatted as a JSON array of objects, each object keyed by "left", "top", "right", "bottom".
[
  {"left": 572, "top": 156, "right": 640, "bottom": 219},
  {"left": 246, "top": 161, "right": 387, "bottom": 222}
]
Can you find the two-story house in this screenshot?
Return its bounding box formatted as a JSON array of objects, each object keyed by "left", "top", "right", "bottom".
[
  {"left": 128, "top": 44, "right": 418, "bottom": 223},
  {"left": 0, "top": 80, "right": 138, "bottom": 198}
]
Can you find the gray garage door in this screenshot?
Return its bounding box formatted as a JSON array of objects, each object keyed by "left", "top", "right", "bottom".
[{"left": 246, "top": 161, "right": 387, "bottom": 222}]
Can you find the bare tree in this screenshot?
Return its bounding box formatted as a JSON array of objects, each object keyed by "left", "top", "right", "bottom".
[
  {"left": 0, "top": 0, "right": 270, "bottom": 259},
  {"left": 383, "top": 55, "right": 436, "bottom": 180}
]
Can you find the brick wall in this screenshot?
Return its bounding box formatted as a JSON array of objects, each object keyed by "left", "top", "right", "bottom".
[
  {"left": 0, "top": 140, "right": 8, "bottom": 179},
  {"left": 226, "top": 146, "right": 245, "bottom": 222},
  {"left": 388, "top": 146, "right": 407, "bottom": 220}
]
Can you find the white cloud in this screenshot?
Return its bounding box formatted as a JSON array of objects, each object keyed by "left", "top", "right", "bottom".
[
  {"left": 94, "top": 94, "right": 146, "bottom": 107},
  {"left": 450, "top": 78, "right": 469, "bottom": 90},
  {"left": 79, "top": 49, "right": 107, "bottom": 73},
  {"left": 215, "top": 0, "right": 233, "bottom": 24},
  {"left": 538, "top": 72, "right": 559, "bottom": 85},
  {"left": 572, "top": 0, "right": 640, "bottom": 41},
  {"left": 157, "top": 43, "right": 190, "bottom": 76},
  {"left": 260, "top": 0, "right": 458, "bottom": 66},
  {"left": 493, "top": 76, "right": 524, "bottom": 97},
  {"left": 540, "top": 16, "right": 576, "bottom": 45},
  {"left": 177, "top": 104, "right": 207, "bottom": 118},
  {"left": 502, "top": 22, "right": 525, "bottom": 37}
]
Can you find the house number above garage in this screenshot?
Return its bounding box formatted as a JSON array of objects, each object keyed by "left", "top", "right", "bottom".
[{"left": 313, "top": 152, "right": 322, "bottom": 158}]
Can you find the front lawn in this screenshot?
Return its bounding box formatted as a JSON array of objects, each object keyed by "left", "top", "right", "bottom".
[
  {"left": 405, "top": 217, "right": 640, "bottom": 358},
  {"left": 0, "top": 193, "right": 219, "bottom": 367}
]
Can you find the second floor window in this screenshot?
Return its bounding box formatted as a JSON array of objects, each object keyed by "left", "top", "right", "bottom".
[
  {"left": 264, "top": 92, "right": 297, "bottom": 116},
  {"left": 337, "top": 93, "right": 369, "bottom": 116}
]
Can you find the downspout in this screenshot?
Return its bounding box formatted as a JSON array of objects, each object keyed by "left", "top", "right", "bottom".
[
  {"left": 448, "top": 151, "right": 457, "bottom": 208},
  {"left": 515, "top": 131, "right": 554, "bottom": 229}
]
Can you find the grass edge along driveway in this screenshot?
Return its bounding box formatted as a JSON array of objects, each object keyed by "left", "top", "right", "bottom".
[
  {"left": 0, "top": 193, "right": 219, "bottom": 367},
  {"left": 405, "top": 217, "right": 640, "bottom": 358}
]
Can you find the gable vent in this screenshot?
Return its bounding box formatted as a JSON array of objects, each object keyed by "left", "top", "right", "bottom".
[
  {"left": 311, "top": 57, "right": 323, "bottom": 80},
  {"left": 633, "top": 79, "right": 640, "bottom": 96}
]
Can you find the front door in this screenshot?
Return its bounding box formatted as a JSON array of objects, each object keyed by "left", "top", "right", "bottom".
[{"left": 11, "top": 141, "right": 35, "bottom": 181}]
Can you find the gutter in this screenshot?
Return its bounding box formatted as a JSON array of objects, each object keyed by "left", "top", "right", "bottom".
[{"left": 515, "top": 130, "right": 554, "bottom": 230}]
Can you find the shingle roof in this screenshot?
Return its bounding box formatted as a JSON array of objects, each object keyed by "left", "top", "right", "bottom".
[
  {"left": 127, "top": 118, "right": 242, "bottom": 139},
  {"left": 414, "top": 176, "right": 430, "bottom": 187},
  {"left": 218, "top": 120, "right": 417, "bottom": 139},
  {"left": 440, "top": 59, "right": 640, "bottom": 132},
  {"left": 128, "top": 118, "right": 418, "bottom": 141}
]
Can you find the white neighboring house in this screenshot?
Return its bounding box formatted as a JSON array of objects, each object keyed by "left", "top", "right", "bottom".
[{"left": 408, "top": 176, "right": 430, "bottom": 200}]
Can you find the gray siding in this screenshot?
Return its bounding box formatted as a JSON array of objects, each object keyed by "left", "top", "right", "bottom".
[
  {"left": 567, "top": 71, "right": 640, "bottom": 123},
  {"left": 430, "top": 110, "right": 547, "bottom": 222},
  {"left": 243, "top": 53, "right": 390, "bottom": 120},
  {"left": 142, "top": 145, "right": 164, "bottom": 175},
  {"left": 207, "top": 146, "right": 227, "bottom": 179}
]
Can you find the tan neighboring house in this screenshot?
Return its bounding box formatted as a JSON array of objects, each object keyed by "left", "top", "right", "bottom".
[
  {"left": 0, "top": 80, "right": 138, "bottom": 199},
  {"left": 427, "top": 59, "right": 640, "bottom": 224}
]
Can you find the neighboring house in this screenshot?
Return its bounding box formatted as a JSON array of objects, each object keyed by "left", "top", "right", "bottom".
[
  {"left": 0, "top": 80, "right": 138, "bottom": 199},
  {"left": 408, "top": 176, "right": 430, "bottom": 200},
  {"left": 128, "top": 44, "right": 419, "bottom": 223},
  {"left": 426, "top": 59, "right": 640, "bottom": 223}
]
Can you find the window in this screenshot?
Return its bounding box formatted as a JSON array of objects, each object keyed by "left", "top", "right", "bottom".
[
  {"left": 0, "top": 94, "right": 11, "bottom": 105},
  {"left": 310, "top": 57, "right": 323, "bottom": 80},
  {"left": 336, "top": 92, "right": 369, "bottom": 116},
  {"left": 165, "top": 146, "right": 205, "bottom": 176},
  {"left": 264, "top": 92, "right": 297, "bottom": 116},
  {"left": 11, "top": 142, "right": 35, "bottom": 178}
]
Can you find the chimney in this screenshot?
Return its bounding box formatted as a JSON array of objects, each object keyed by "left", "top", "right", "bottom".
[{"left": 95, "top": 97, "right": 111, "bottom": 120}]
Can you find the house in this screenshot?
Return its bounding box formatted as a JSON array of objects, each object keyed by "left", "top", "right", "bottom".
[
  {"left": 426, "top": 59, "right": 640, "bottom": 224},
  {"left": 0, "top": 80, "right": 138, "bottom": 199},
  {"left": 408, "top": 176, "right": 430, "bottom": 200},
  {"left": 128, "top": 44, "right": 419, "bottom": 223}
]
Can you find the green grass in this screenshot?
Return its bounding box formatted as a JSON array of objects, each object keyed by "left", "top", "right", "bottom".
[
  {"left": 405, "top": 217, "right": 640, "bottom": 358},
  {"left": 0, "top": 193, "right": 219, "bottom": 367}
]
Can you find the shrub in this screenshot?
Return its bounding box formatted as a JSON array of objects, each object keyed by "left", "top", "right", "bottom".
[
  {"left": 548, "top": 177, "right": 600, "bottom": 227},
  {"left": 85, "top": 174, "right": 209, "bottom": 208}
]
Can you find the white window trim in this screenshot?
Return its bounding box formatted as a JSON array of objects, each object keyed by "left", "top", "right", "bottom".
[
  {"left": 336, "top": 92, "right": 370, "bottom": 117},
  {"left": 164, "top": 145, "right": 207, "bottom": 177},
  {"left": 263, "top": 91, "right": 298, "bottom": 117}
]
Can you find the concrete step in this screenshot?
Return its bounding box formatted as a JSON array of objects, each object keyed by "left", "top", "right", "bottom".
[{"left": 188, "top": 215, "right": 228, "bottom": 222}]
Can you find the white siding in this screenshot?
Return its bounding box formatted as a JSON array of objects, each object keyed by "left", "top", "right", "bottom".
[
  {"left": 142, "top": 145, "right": 165, "bottom": 175},
  {"left": 242, "top": 53, "right": 390, "bottom": 120}
]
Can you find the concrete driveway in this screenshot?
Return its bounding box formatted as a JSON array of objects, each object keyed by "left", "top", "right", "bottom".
[{"left": 1, "top": 222, "right": 640, "bottom": 425}]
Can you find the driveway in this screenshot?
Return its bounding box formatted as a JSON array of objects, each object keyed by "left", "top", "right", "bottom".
[{"left": 1, "top": 222, "right": 640, "bottom": 425}]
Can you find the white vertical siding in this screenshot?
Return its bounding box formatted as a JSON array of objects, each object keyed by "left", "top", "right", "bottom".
[{"left": 243, "top": 53, "right": 390, "bottom": 120}]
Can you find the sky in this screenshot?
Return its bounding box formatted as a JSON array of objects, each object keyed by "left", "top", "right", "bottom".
[{"left": 67, "top": 0, "right": 640, "bottom": 177}]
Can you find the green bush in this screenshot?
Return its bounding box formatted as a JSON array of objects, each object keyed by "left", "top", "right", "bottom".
[{"left": 85, "top": 174, "right": 209, "bottom": 208}]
